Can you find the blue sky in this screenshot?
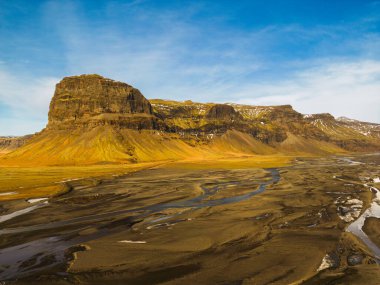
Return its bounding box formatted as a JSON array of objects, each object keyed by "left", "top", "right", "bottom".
[{"left": 1, "top": 0, "right": 380, "bottom": 135}]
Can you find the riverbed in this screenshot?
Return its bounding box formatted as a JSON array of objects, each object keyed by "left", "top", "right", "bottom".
[{"left": 0, "top": 155, "right": 379, "bottom": 284}]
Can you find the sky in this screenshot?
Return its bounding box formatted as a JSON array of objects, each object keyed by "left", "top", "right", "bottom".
[{"left": 0, "top": 0, "right": 380, "bottom": 135}]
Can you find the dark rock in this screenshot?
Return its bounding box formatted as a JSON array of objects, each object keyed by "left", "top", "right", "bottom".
[
  {"left": 47, "top": 74, "right": 160, "bottom": 130},
  {"left": 347, "top": 254, "right": 364, "bottom": 266},
  {"left": 206, "top": 104, "right": 242, "bottom": 121}
]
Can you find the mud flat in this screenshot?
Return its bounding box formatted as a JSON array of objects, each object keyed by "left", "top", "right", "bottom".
[{"left": 0, "top": 154, "right": 380, "bottom": 284}]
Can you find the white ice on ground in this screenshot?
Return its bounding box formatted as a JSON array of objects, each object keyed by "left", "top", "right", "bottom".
[
  {"left": 118, "top": 240, "right": 147, "bottom": 244},
  {"left": 55, "top": 178, "right": 81, "bottom": 183},
  {"left": 373, "top": 177, "right": 380, "bottom": 183},
  {"left": 346, "top": 185, "right": 380, "bottom": 260},
  {"left": 0, "top": 202, "right": 48, "bottom": 223},
  {"left": 317, "top": 254, "right": 334, "bottom": 271},
  {"left": 336, "top": 197, "right": 363, "bottom": 222},
  {"left": 346, "top": 199, "right": 363, "bottom": 206},
  {"left": 27, "top": 198, "right": 49, "bottom": 203},
  {"left": 0, "top": 192, "right": 17, "bottom": 196}
]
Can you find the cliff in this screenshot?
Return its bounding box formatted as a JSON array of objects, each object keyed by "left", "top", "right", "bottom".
[
  {"left": 47, "top": 74, "right": 161, "bottom": 130},
  {"left": 0, "top": 135, "right": 32, "bottom": 155}
]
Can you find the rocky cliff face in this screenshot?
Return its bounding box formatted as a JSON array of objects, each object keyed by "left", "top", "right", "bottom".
[
  {"left": 206, "top": 104, "right": 243, "bottom": 121},
  {"left": 47, "top": 74, "right": 160, "bottom": 130},
  {"left": 0, "top": 135, "right": 32, "bottom": 154}
]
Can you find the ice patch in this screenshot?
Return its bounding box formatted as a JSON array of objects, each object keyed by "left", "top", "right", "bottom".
[
  {"left": 0, "top": 202, "right": 48, "bottom": 223},
  {"left": 0, "top": 192, "right": 17, "bottom": 196},
  {"left": 347, "top": 185, "right": 380, "bottom": 260},
  {"left": 118, "top": 240, "right": 146, "bottom": 244},
  {"left": 336, "top": 197, "right": 363, "bottom": 222},
  {"left": 317, "top": 254, "right": 334, "bottom": 271},
  {"left": 27, "top": 198, "right": 48, "bottom": 204},
  {"left": 373, "top": 177, "right": 380, "bottom": 183}
]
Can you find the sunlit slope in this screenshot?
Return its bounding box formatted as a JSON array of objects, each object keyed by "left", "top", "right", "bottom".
[
  {"left": 277, "top": 133, "right": 347, "bottom": 156},
  {"left": 210, "top": 130, "right": 277, "bottom": 156},
  {"left": 1, "top": 127, "right": 213, "bottom": 166},
  {"left": 306, "top": 114, "right": 380, "bottom": 151},
  {"left": 1, "top": 128, "right": 280, "bottom": 166},
  {"left": 2, "top": 127, "right": 130, "bottom": 166}
]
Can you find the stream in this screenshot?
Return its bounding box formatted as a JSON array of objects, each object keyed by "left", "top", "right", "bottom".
[
  {"left": 0, "top": 168, "right": 280, "bottom": 281},
  {"left": 347, "top": 185, "right": 380, "bottom": 261}
]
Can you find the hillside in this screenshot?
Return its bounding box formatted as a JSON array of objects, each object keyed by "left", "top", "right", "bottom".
[
  {"left": 0, "top": 135, "right": 32, "bottom": 155},
  {"left": 1, "top": 74, "right": 379, "bottom": 166}
]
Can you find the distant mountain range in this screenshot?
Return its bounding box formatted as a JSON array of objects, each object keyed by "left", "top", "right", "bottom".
[{"left": 1, "top": 74, "right": 379, "bottom": 166}]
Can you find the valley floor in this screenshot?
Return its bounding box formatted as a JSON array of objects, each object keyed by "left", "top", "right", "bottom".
[{"left": 0, "top": 154, "right": 379, "bottom": 284}]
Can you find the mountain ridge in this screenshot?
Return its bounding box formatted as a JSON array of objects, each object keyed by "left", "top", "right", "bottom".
[{"left": 1, "top": 74, "right": 379, "bottom": 165}]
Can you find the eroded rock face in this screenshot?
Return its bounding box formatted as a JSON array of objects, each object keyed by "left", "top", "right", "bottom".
[
  {"left": 47, "top": 74, "right": 157, "bottom": 130},
  {"left": 206, "top": 104, "right": 242, "bottom": 121},
  {"left": 0, "top": 135, "right": 32, "bottom": 153},
  {"left": 305, "top": 113, "right": 335, "bottom": 121}
]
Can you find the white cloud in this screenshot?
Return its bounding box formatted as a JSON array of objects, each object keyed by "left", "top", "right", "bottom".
[
  {"left": 1, "top": 1, "right": 380, "bottom": 136},
  {"left": 233, "top": 60, "right": 380, "bottom": 123},
  {"left": 0, "top": 69, "right": 58, "bottom": 115},
  {"left": 1, "top": 56, "right": 379, "bottom": 137},
  {"left": 0, "top": 68, "right": 58, "bottom": 135},
  {"left": 0, "top": 117, "right": 46, "bottom": 137}
]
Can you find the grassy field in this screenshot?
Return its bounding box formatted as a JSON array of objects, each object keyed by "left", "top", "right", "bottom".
[
  {"left": 1, "top": 155, "right": 380, "bottom": 284},
  {"left": 164, "top": 155, "right": 292, "bottom": 170},
  {"left": 0, "top": 155, "right": 292, "bottom": 201},
  {"left": 0, "top": 162, "right": 162, "bottom": 201}
]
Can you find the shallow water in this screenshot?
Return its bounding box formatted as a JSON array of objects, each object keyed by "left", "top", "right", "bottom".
[
  {"left": 0, "top": 168, "right": 280, "bottom": 281},
  {"left": 347, "top": 186, "right": 380, "bottom": 261},
  {"left": 0, "top": 201, "right": 48, "bottom": 224}
]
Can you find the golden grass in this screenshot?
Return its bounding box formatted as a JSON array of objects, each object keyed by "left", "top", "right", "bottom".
[
  {"left": 0, "top": 154, "right": 292, "bottom": 201},
  {"left": 277, "top": 132, "right": 347, "bottom": 156},
  {"left": 0, "top": 162, "right": 162, "bottom": 201},
  {"left": 162, "top": 155, "right": 292, "bottom": 170}
]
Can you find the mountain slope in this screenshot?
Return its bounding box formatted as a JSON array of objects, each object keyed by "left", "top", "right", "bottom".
[
  {"left": 304, "top": 114, "right": 380, "bottom": 151},
  {"left": 1, "top": 74, "right": 379, "bottom": 166}
]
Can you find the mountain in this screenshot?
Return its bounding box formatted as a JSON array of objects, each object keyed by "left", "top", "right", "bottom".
[
  {"left": 304, "top": 114, "right": 380, "bottom": 151},
  {"left": 0, "top": 135, "right": 32, "bottom": 154},
  {"left": 1, "top": 74, "right": 379, "bottom": 166}
]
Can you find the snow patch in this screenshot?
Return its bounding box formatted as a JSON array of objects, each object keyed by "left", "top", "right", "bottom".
[
  {"left": 0, "top": 192, "right": 17, "bottom": 196},
  {"left": 118, "top": 240, "right": 146, "bottom": 244},
  {"left": 336, "top": 196, "right": 363, "bottom": 222},
  {"left": 27, "top": 198, "right": 49, "bottom": 204},
  {"left": 317, "top": 254, "right": 334, "bottom": 271}
]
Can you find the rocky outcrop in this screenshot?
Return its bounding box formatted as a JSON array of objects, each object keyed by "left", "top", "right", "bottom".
[
  {"left": 47, "top": 74, "right": 161, "bottom": 130},
  {"left": 0, "top": 135, "right": 32, "bottom": 154},
  {"left": 304, "top": 113, "right": 335, "bottom": 121},
  {"left": 206, "top": 104, "right": 242, "bottom": 121}
]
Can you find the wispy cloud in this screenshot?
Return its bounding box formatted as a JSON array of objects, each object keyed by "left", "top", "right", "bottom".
[
  {"left": 0, "top": 0, "right": 379, "bottom": 135},
  {"left": 233, "top": 60, "right": 380, "bottom": 123},
  {"left": 0, "top": 67, "right": 58, "bottom": 135}
]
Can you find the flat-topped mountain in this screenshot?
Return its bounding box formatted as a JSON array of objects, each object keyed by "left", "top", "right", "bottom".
[
  {"left": 47, "top": 74, "right": 160, "bottom": 130},
  {"left": 1, "top": 74, "right": 379, "bottom": 165}
]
